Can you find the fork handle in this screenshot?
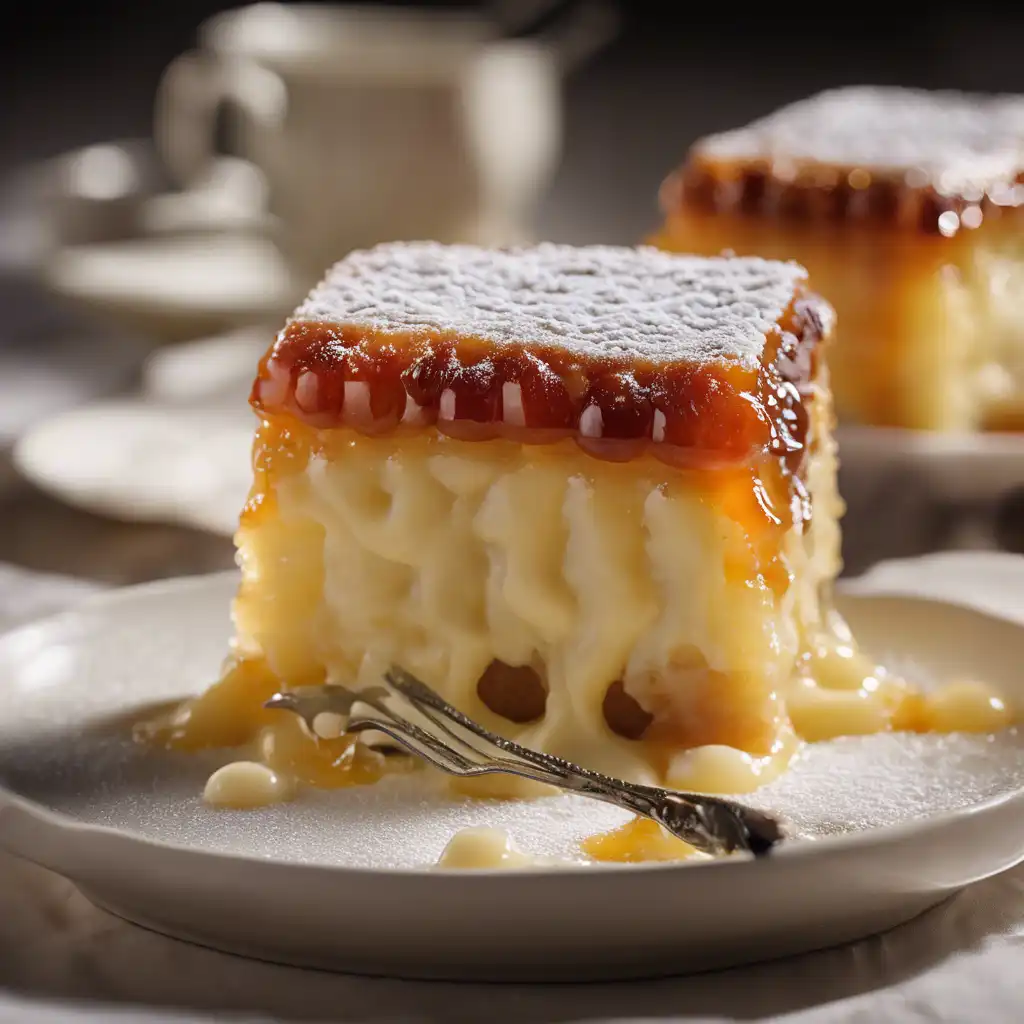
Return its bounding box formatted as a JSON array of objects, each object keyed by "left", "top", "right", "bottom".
[
  {"left": 543, "top": 772, "right": 739, "bottom": 852},
  {"left": 350, "top": 715, "right": 750, "bottom": 855}
]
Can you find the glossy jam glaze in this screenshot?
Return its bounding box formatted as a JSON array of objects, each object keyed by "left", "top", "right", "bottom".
[
  {"left": 581, "top": 816, "right": 700, "bottom": 863},
  {"left": 250, "top": 291, "right": 829, "bottom": 470},
  {"left": 663, "top": 157, "right": 1024, "bottom": 238}
]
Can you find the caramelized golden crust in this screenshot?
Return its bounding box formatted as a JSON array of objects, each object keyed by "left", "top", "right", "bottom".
[
  {"left": 252, "top": 293, "right": 830, "bottom": 468},
  {"left": 664, "top": 158, "right": 1024, "bottom": 238},
  {"left": 663, "top": 87, "right": 1024, "bottom": 238}
]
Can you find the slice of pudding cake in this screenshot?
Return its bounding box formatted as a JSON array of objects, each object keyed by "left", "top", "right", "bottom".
[
  {"left": 149, "top": 241, "right": 928, "bottom": 796},
  {"left": 655, "top": 86, "right": 1024, "bottom": 432}
]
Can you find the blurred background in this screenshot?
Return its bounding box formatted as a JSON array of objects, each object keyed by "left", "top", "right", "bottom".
[{"left": 1, "top": 0, "right": 1023, "bottom": 588}]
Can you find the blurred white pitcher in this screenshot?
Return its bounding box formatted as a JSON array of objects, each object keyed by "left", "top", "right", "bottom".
[{"left": 155, "top": 2, "right": 608, "bottom": 285}]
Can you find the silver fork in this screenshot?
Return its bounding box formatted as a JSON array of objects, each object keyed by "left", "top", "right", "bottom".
[{"left": 264, "top": 666, "right": 787, "bottom": 858}]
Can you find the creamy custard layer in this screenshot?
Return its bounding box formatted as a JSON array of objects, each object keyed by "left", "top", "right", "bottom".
[
  {"left": 241, "top": 441, "right": 782, "bottom": 787},
  {"left": 217, "top": 360, "right": 838, "bottom": 792}
]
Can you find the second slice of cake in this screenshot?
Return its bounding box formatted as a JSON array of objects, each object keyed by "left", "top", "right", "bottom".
[
  {"left": 655, "top": 87, "right": 1024, "bottom": 432},
  {"left": 164, "top": 242, "right": 871, "bottom": 794}
]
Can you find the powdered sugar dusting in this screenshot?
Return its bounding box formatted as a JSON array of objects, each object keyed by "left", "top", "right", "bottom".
[
  {"left": 293, "top": 242, "right": 807, "bottom": 369},
  {"left": 744, "top": 731, "right": 1024, "bottom": 841},
  {"left": 699, "top": 86, "right": 1024, "bottom": 193}
]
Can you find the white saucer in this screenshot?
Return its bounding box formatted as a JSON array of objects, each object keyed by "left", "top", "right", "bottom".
[
  {"left": 837, "top": 425, "right": 1024, "bottom": 502},
  {"left": 843, "top": 550, "right": 1024, "bottom": 621},
  {"left": 0, "top": 566, "right": 1022, "bottom": 980},
  {"left": 13, "top": 328, "right": 264, "bottom": 535},
  {"left": 141, "top": 326, "right": 269, "bottom": 405},
  {"left": 0, "top": 328, "right": 139, "bottom": 449},
  {"left": 13, "top": 400, "right": 252, "bottom": 535},
  {"left": 42, "top": 234, "right": 299, "bottom": 342}
]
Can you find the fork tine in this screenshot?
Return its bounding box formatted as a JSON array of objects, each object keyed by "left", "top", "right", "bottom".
[
  {"left": 349, "top": 714, "right": 558, "bottom": 784},
  {"left": 386, "top": 687, "right": 499, "bottom": 768},
  {"left": 384, "top": 667, "right": 545, "bottom": 765},
  {"left": 349, "top": 712, "right": 557, "bottom": 783},
  {"left": 349, "top": 684, "right": 499, "bottom": 772},
  {"left": 351, "top": 683, "right": 575, "bottom": 788},
  {"left": 382, "top": 691, "right": 566, "bottom": 792},
  {"left": 342, "top": 698, "right": 477, "bottom": 772},
  {"left": 349, "top": 717, "right": 480, "bottom": 776},
  {"left": 385, "top": 666, "right": 593, "bottom": 779}
]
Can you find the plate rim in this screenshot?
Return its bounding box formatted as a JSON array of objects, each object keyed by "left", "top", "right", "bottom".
[
  {"left": 835, "top": 423, "right": 1024, "bottom": 456},
  {"left": 1, "top": 568, "right": 1023, "bottom": 881},
  {"left": 12, "top": 400, "right": 250, "bottom": 535},
  {"left": 42, "top": 235, "right": 296, "bottom": 319}
]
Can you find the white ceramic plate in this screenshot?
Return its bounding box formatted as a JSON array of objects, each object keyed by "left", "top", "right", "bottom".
[
  {"left": 837, "top": 425, "right": 1024, "bottom": 502},
  {"left": 42, "top": 235, "right": 298, "bottom": 342},
  {"left": 0, "top": 330, "right": 140, "bottom": 450},
  {"left": 0, "top": 569, "right": 1022, "bottom": 981},
  {"left": 13, "top": 400, "right": 252, "bottom": 536},
  {"left": 843, "top": 550, "right": 1024, "bottom": 621},
  {"left": 140, "top": 327, "right": 269, "bottom": 405},
  {"left": 13, "top": 329, "right": 262, "bottom": 535}
]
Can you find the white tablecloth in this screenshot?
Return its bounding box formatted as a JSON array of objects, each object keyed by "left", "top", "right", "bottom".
[{"left": 1, "top": 555, "right": 1024, "bottom": 1023}]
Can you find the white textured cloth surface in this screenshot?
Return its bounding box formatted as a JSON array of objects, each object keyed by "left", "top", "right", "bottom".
[{"left": 1, "top": 553, "right": 1024, "bottom": 1023}]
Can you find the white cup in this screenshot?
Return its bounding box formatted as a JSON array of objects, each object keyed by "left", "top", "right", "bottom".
[{"left": 155, "top": 3, "right": 582, "bottom": 284}]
